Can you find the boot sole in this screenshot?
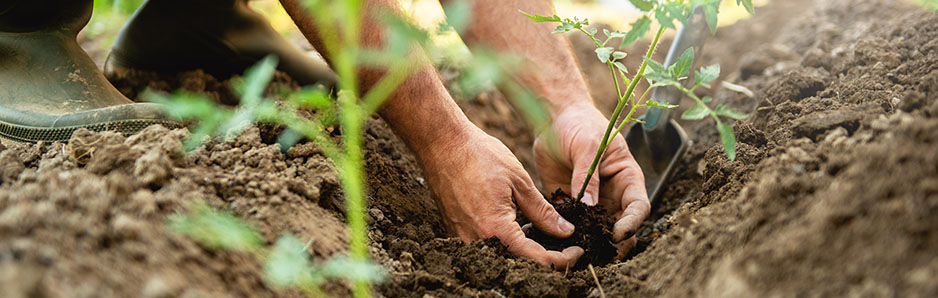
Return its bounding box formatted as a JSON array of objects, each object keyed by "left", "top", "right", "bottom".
[{"left": 0, "top": 118, "right": 182, "bottom": 144}]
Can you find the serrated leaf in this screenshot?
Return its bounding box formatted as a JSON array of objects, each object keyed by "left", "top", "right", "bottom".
[
  {"left": 643, "top": 56, "right": 672, "bottom": 82},
  {"left": 714, "top": 104, "right": 748, "bottom": 120},
  {"left": 612, "top": 51, "right": 628, "bottom": 60},
  {"left": 621, "top": 16, "right": 651, "bottom": 48},
  {"left": 609, "top": 30, "right": 626, "bottom": 39},
  {"left": 737, "top": 0, "right": 755, "bottom": 14},
  {"left": 520, "top": 11, "right": 561, "bottom": 23},
  {"left": 656, "top": 2, "right": 691, "bottom": 29},
  {"left": 695, "top": 64, "right": 720, "bottom": 85},
  {"left": 646, "top": 99, "right": 679, "bottom": 109},
  {"left": 552, "top": 23, "right": 574, "bottom": 34},
  {"left": 670, "top": 48, "right": 695, "bottom": 78},
  {"left": 595, "top": 47, "right": 614, "bottom": 63},
  {"left": 613, "top": 61, "right": 629, "bottom": 74},
  {"left": 681, "top": 102, "right": 710, "bottom": 120},
  {"left": 717, "top": 121, "right": 737, "bottom": 161},
  {"left": 265, "top": 235, "right": 313, "bottom": 287},
  {"left": 630, "top": 0, "right": 655, "bottom": 11}
]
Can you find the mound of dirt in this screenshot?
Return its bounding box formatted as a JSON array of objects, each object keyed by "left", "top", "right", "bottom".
[{"left": 602, "top": 0, "right": 938, "bottom": 297}]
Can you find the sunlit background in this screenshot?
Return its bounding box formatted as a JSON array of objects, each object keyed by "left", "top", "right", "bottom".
[{"left": 80, "top": 0, "right": 772, "bottom": 68}]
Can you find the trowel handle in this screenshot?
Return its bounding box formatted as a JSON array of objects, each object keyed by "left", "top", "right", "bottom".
[{"left": 642, "top": 7, "right": 712, "bottom": 133}]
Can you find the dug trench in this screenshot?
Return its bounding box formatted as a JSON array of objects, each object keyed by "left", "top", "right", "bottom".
[{"left": 1, "top": 0, "right": 937, "bottom": 297}]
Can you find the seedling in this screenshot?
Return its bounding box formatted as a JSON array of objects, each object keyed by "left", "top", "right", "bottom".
[
  {"left": 148, "top": 1, "right": 440, "bottom": 297},
  {"left": 524, "top": 0, "right": 754, "bottom": 200}
]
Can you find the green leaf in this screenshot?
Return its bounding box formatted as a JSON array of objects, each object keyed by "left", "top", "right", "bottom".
[
  {"left": 170, "top": 202, "right": 263, "bottom": 251},
  {"left": 670, "top": 48, "right": 695, "bottom": 78},
  {"left": 590, "top": 27, "right": 598, "bottom": 35},
  {"left": 265, "top": 235, "right": 313, "bottom": 287},
  {"left": 646, "top": 99, "right": 679, "bottom": 109},
  {"left": 681, "top": 102, "right": 710, "bottom": 120},
  {"left": 612, "top": 51, "right": 628, "bottom": 60},
  {"left": 287, "top": 86, "right": 333, "bottom": 109},
  {"left": 321, "top": 256, "right": 387, "bottom": 283},
  {"left": 442, "top": 0, "right": 472, "bottom": 33},
  {"left": 714, "top": 104, "right": 748, "bottom": 120},
  {"left": 595, "top": 47, "right": 614, "bottom": 63},
  {"left": 717, "top": 121, "right": 737, "bottom": 161},
  {"left": 643, "top": 56, "right": 672, "bottom": 82},
  {"left": 656, "top": 2, "right": 691, "bottom": 29},
  {"left": 695, "top": 64, "right": 720, "bottom": 85},
  {"left": 630, "top": 0, "right": 655, "bottom": 11},
  {"left": 703, "top": 2, "right": 719, "bottom": 33},
  {"left": 520, "top": 11, "right": 561, "bottom": 23},
  {"left": 613, "top": 61, "right": 629, "bottom": 74},
  {"left": 702, "top": 96, "right": 714, "bottom": 103},
  {"left": 552, "top": 23, "right": 574, "bottom": 34},
  {"left": 737, "top": 0, "right": 755, "bottom": 14},
  {"left": 621, "top": 16, "right": 652, "bottom": 48},
  {"left": 239, "top": 55, "right": 278, "bottom": 106}
]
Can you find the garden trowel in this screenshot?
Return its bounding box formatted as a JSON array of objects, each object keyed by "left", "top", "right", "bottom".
[{"left": 625, "top": 8, "right": 711, "bottom": 204}]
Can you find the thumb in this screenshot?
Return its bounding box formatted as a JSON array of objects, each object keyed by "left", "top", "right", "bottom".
[
  {"left": 515, "top": 176, "right": 575, "bottom": 238},
  {"left": 571, "top": 154, "right": 601, "bottom": 206}
]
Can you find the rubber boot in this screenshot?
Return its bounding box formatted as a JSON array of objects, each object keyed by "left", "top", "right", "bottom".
[
  {"left": 0, "top": 0, "right": 180, "bottom": 143},
  {"left": 108, "top": 0, "right": 336, "bottom": 87}
]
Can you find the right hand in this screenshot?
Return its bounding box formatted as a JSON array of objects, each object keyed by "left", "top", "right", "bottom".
[{"left": 418, "top": 127, "right": 584, "bottom": 269}]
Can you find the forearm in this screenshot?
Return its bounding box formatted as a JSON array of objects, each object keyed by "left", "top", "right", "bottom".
[
  {"left": 447, "top": 0, "right": 595, "bottom": 117},
  {"left": 280, "top": 0, "right": 476, "bottom": 158}
]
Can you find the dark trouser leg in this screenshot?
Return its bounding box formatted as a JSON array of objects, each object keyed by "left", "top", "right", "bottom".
[
  {"left": 0, "top": 0, "right": 178, "bottom": 143},
  {"left": 109, "top": 0, "right": 336, "bottom": 87}
]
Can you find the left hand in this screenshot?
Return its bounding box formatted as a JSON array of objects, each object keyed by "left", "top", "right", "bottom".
[{"left": 533, "top": 104, "right": 650, "bottom": 257}]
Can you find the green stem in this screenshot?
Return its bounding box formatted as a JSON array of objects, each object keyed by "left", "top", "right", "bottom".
[
  {"left": 576, "top": 26, "right": 666, "bottom": 199},
  {"left": 338, "top": 96, "right": 370, "bottom": 298}
]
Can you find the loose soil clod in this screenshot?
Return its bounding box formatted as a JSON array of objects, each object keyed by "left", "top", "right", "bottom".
[{"left": 527, "top": 190, "right": 617, "bottom": 269}]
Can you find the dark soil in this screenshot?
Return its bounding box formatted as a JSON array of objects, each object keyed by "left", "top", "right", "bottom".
[
  {"left": 2, "top": 0, "right": 937, "bottom": 297},
  {"left": 526, "top": 190, "right": 617, "bottom": 270}
]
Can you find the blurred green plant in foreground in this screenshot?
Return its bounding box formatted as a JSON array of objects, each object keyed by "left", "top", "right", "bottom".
[
  {"left": 148, "top": 0, "right": 543, "bottom": 297},
  {"left": 170, "top": 202, "right": 385, "bottom": 297},
  {"left": 916, "top": 0, "right": 938, "bottom": 10}
]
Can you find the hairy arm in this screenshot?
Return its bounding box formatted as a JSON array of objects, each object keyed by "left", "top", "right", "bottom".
[{"left": 442, "top": 0, "right": 651, "bottom": 254}]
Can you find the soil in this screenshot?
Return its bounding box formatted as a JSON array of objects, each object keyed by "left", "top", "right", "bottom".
[
  {"left": 2, "top": 0, "right": 937, "bottom": 297},
  {"left": 526, "top": 190, "right": 617, "bottom": 270}
]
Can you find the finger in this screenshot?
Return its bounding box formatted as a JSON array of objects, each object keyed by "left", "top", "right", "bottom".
[
  {"left": 515, "top": 177, "right": 575, "bottom": 238},
  {"left": 496, "top": 224, "right": 584, "bottom": 270},
  {"left": 613, "top": 187, "right": 650, "bottom": 242},
  {"left": 570, "top": 154, "right": 601, "bottom": 206}
]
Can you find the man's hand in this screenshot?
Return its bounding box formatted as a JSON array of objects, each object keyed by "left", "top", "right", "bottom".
[
  {"left": 419, "top": 126, "right": 584, "bottom": 269},
  {"left": 534, "top": 104, "right": 651, "bottom": 256}
]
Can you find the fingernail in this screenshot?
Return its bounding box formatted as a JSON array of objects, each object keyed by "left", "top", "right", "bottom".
[
  {"left": 558, "top": 217, "right": 574, "bottom": 234},
  {"left": 580, "top": 193, "right": 594, "bottom": 206}
]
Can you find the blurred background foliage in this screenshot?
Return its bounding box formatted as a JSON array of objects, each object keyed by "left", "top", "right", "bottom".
[{"left": 81, "top": 0, "right": 766, "bottom": 70}]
